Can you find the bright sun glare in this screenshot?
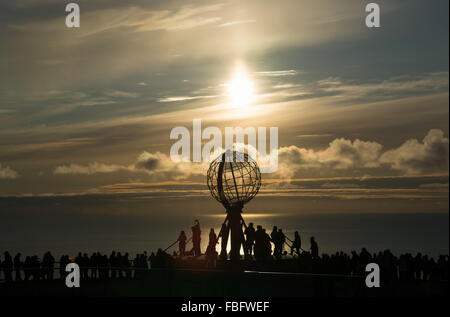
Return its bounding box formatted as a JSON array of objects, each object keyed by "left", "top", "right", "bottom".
[{"left": 226, "top": 64, "right": 254, "bottom": 109}]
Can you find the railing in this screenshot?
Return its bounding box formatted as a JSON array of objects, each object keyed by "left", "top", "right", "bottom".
[{"left": 0, "top": 262, "right": 152, "bottom": 283}]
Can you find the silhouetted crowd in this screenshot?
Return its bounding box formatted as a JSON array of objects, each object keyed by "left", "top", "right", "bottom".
[
  {"left": 1, "top": 220, "right": 448, "bottom": 283},
  {"left": 1, "top": 247, "right": 447, "bottom": 284},
  {"left": 0, "top": 250, "right": 155, "bottom": 283}
]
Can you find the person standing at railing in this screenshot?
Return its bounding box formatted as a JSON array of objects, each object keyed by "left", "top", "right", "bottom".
[
  {"left": 109, "top": 251, "right": 117, "bottom": 279},
  {"left": 13, "top": 253, "right": 22, "bottom": 281},
  {"left": 2, "top": 251, "right": 13, "bottom": 283},
  {"left": 23, "top": 256, "right": 32, "bottom": 281},
  {"left": 124, "top": 253, "right": 131, "bottom": 278},
  {"left": 59, "top": 255, "right": 70, "bottom": 280},
  {"left": 244, "top": 222, "right": 256, "bottom": 258},
  {"left": 42, "top": 251, "right": 55, "bottom": 280}
]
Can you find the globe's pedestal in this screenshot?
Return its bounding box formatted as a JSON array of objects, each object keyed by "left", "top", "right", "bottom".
[{"left": 228, "top": 204, "right": 243, "bottom": 262}]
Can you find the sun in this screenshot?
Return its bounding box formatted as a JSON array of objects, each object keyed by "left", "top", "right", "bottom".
[{"left": 226, "top": 73, "right": 254, "bottom": 109}]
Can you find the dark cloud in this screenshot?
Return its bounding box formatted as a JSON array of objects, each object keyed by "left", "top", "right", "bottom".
[{"left": 135, "top": 152, "right": 161, "bottom": 171}]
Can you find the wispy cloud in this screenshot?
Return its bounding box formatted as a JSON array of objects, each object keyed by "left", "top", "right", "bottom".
[
  {"left": 157, "top": 95, "right": 216, "bottom": 103},
  {"left": 105, "top": 90, "right": 140, "bottom": 99},
  {"left": 295, "top": 134, "right": 334, "bottom": 138},
  {"left": 218, "top": 19, "right": 256, "bottom": 27},
  {"left": 254, "top": 70, "right": 298, "bottom": 77}
]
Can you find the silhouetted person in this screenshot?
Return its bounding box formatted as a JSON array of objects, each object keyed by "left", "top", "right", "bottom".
[
  {"left": 360, "top": 248, "right": 372, "bottom": 268},
  {"left": 270, "top": 226, "right": 277, "bottom": 245},
  {"left": 271, "top": 226, "right": 282, "bottom": 257},
  {"left": 414, "top": 252, "right": 422, "bottom": 280},
  {"left": 291, "top": 231, "right": 301, "bottom": 256},
  {"left": 100, "top": 254, "right": 109, "bottom": 279},
  {"left": 59, "top": 255, "right": 70, "bottom": 280},
  {"left": 253, "top": 225, "right": 264, "bottom": 261},
  {"left": 191, "top": 219, "right": 202, "bottom": 256},
  {"left": 90, "top": 252, "right": 98, "bottom": 279},
  {"left": 30, "top": 256, "right": 40, "bottom": 280},
  {"left": 310, "top": 237, "right": 319, "bottom": 259},
  {"left": 208, "top": 228, "right": 217, "bottom": 251},
  {"left": 277, "top": 229, "right": 286, "bottom": 259},
  {"left": 23, "top": 256, "right": 32, "bottom": 281},
  {"left": 263, "top": 229, "right": 272, "bottom": 259},
  {"left": 206, "top": 228, "right": 218, "bottom": 268},
  {"left": 13, "top": 253, "right": 22, "bottom": 281},
  {"left": 2, "top": 251, "right": 13, "bottom": 283},
  {"left": 117, "top": 252, "right": 124, "bottom": 278},
  {"left": 178, "top": 230, "right": 187, "bottom": 256},
  {"left": 123, "top": 252, "right": 131, "bottom": 278},
  {"left": 109, "top": 251, "right": 117, "bottom": 279},
  {"left": 143, "top": 251, "right": 149, "bottom": 269},
  {"left": 149, "top": 252, "right": 156, "bottom": 269},
  {"left": 42, "top": 251, "right": 55, "bottom": 280},
  {"left": 244, "top": 222, "right": 256, "bottom": 257},
  {"left": 437, "top": 255, "right": 448, "bottom": 281},
  {"left": 74, "top": 252, "right": 81, "bottom": 277}
]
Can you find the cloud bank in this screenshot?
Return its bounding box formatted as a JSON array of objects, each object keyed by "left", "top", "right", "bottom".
[
  {"left": 52, "top": 129, "right": 449, "bottom": 181},
  {"left": 277, "top": 129, "right": 448, "bottom": 179}
]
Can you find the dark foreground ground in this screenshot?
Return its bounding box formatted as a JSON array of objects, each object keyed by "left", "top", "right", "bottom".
[{"left": 0, "top": 268, "right": 447, "bottom": 297}]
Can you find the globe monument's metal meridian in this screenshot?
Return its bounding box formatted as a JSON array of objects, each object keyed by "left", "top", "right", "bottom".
[{"left": 207, "top": 150, "right": 261, "bottom": 263}]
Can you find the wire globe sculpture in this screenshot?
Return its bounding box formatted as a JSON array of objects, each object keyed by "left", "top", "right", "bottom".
[{"left": 207, "top": 150, "right": 261, "bottom": 208}]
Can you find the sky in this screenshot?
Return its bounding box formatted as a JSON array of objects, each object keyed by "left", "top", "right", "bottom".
[{"left": 0, "top": 0, "right": 448, "bottom": 251}]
